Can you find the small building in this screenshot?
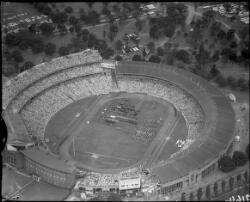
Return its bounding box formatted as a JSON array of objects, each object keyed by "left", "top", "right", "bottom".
[{"left": 119, "top": 177, "right": 141, "bottom": 193}]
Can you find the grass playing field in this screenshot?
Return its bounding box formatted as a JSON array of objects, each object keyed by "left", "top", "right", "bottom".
[{"left": 45, "top": 92, "right": 188, "bottom": 173}]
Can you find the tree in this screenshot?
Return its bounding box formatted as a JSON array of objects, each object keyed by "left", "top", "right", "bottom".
[
  {"left": 175, "top": 49, "right": 190, "bottom": 64},
  {"left": 86, "top": 10, "right": 100, "bottom": 25},
  {"left": 44, "top": 42, "right": 56, "bottom": 56},
  {"left": 243, "top": 171, "right": 248, "bottom": 182},
  {"left": 230, "top": 41, "right": 237, "bottom": 49},
  {"left": 213, "top": 182, "right": 218, "bottom": 197},
  {"left": 132, "top": 54, "right": 142, "bottom": 61},
  {"left": 164, "top": 24, "right": 176, "bottom": 38},
  {"left": 28, "top": 23, "right": 38, "bottom": 33},
  {"left": 100, "top": 47, "right": 114, "bottom": 59},
  {"left": 5, "top": 33, "right": 21, "bottom": 47},
  {"left": 58, "top": 46, "right": 69, "bottom": 56},
  {"left": 203, "top": 10, "right": 216, "bottom": 25},
  {"left": 102, "top": 6, "right": 111, "bottom": 16},
  {"left": 237, "top": 78, "right": 249, "bottom": 91},
  {"left": 221, "top": 47, "right": 233, "bottom": 59},
  {"left": 57, "top": 24, "right": 67, "bottom": 35},
  {"left": 80, "top": 12, "right": 87, "bottom": 22},
  {"left": 149, "top": 26, "right": 161, "bottom": 39},
  {"left": 108, "top": 14, "right": 115, "bottom": 24},
  {"left": 147, "top": 42, "right": 155, "bottom": 54},
  {"left": 205, "top": 185, "right": 211, "bottom": 199},
  {"left": 110, "top": 24, "right": 118, "bottom": 35},
  {"left": 196, "top": 43, "right": 211, "bottom": 68},
  {"left": 218, "top": 155, "right": 236, "bottom": 172},
  {"left": 217, "top": 29, "right": 226, "bottom": 40},
  {"left": 64, "top": 6, "right": 73, "bottom": 13},
  {"left": 87, "top": 2, "right": 93, "bottom": 9},
  {"left": 142, "top": 48, "right": 147, "bottom": 58},
  {"left": 246, "top": 144, "right": 249, "bottom": 160},
  {"left": 223, "top": 3, "right": 231, "bottom": 13},
  {"left": 18, "top": 40, "right": 29, "bottom": 50},
  {"left": 197, "top": 187, "right": 203, "bottom": 201},
  {"left": 181, "top": 192, "right": 186, "bottom": 201},
  {"left": 221, "top": 180, "right": 226, "bottom": 193},
  {"left": 79, "top": 8, "right": 85, "bottom": 14},
  {"left": 229, "top": 177, "right": 234, "bottom": 191},
  {"left": 189, "top": 192, "right": 194, "bottom": 201},
  {"left": 69, "top": 26, "right": 74, "bottom": 33},
  {"left": 115, "top": 40, "right": 123, "bottom": 52},
  {"left": 52, "top": 12, "right": 68, "bottom": 24},
  {"left": 157, "top": 47, "right": 164, "bottom": 57},
  {"left": 227, "top": 76, "right": 237, "bottom": 89},
  {"left": 71, "top": 37, "right": 87, "bottom": 52},
  {"left": 149, "top": 55, "right": 161, "bottom": 63},
  {"left": 112, "top": 4, "right": 120, "bottom": 14},
  {"left": 12, "top": 50, "right": 24, "bottom": 63},
  {"left": 239, "top": 27, "right": 249, "bottom": 41},
  {"left": 80, "top": 29, "right": 89, "bottom": 40},
  {"left": 166, "top": 3, "right": 187, "bottom": 27},
  {"left": 212, "top": 50, "right": 220, "bottom": 62},
  {"left": 2, "top": 63, "right": 17, "bottom": 76},
  {"left": 114, "top": 55, "right": 123, "bottom": 61},
  {"left": 164, "top": 52, "right": 175, "bottom": 65},
  {"left": 39, "top": 22, "right": 54, "bottom": 35},
  {"left": 135, "top": 18, "right": 143, "bottom": 32},
  {"left": 237, "top": 174, "right": 242, "bottom": 185},
  {"left": 210, "top": 65, "right": 220, "bottom": 78},
  {"left": 4, "top": 49, "right": 12, "bottom": 61},
  {"left": 69, "top": 16, "right": 78, "bottom": 25},
  {"left": 216, "top": 74, "right": 227, "bottom": 87},
  {"left": 227, "top": 29, "right": 235, "bottom": 41},
  {"left": 241, "top": 48, "right": 249, "bottom": 60},
  {"left": 21, "top": 61, "right": 34, "bottom": 71},
  {"left": 232, "top": 151, "right": 248, "bottom": 166},
  {"left": 108, "top": 31, "right": 115, "bottom": 42},
  {"left": 210, "top": 21, "right": 221, "bottom": 37},
  {"left": 31, "top": 39, "right": 44, "bottom": 54}
]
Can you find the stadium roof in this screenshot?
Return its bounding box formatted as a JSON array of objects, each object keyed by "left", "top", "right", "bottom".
[
  {"left": 116, "top": 61, "right": 236, "bottom": 183},
  {"left": 3, "top": 111, "right": 32, "bottom": 145},
  {"left": 21, "top": 148, "right": 76, "bottom": 174}
]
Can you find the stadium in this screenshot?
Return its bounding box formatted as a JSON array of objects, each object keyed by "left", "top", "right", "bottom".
[{"left": 2, "top": 49, "right": 236, "bottom": 197}]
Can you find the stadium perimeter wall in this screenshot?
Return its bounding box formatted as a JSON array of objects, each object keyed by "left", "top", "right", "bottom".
[
  {"left": 2, "top": 55, "right": 236, "bottom": 192},
  {"left": 116, "top": 61, "right": 236, "bottom": 194}
]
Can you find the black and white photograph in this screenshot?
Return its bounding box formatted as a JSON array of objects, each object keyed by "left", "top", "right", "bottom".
[{"left": 1, "top": 1, "right": 249, "bottom": 201}]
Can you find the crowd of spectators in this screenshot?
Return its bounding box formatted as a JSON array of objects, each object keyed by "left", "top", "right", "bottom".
[
  {"left": 79, "top": 172, "right": 119, "bottom": 188},
  {"left": 117, "top": 77, "right": 205, "bottom": 140},
  {"left": 20, "top": 73, "right": 113, "bottom": 137},
  {"left": 2, "top": 49, "right": 102, "bottom": 110}
]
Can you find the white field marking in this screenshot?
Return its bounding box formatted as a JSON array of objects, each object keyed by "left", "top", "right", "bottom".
[{"left": 84, "top": 151, "right": 131, "bottom": 163}]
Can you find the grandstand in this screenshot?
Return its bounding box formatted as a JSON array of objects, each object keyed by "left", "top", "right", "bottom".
[{"left": 2, "top": 49, "right": 236, "bottom": 196}]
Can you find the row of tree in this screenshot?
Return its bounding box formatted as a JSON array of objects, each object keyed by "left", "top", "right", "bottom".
[
  {"left": 181, "top": 170, "right": 248, "bottom": 201},
  {"left": 218, "top": 150, "right": 248, "bottom": 173},
  {"left": 207, "top": 65, "right": 249, "bottom": 91},
  {"left": 149, "top": 3, "right": 187, "bottom": 40}
]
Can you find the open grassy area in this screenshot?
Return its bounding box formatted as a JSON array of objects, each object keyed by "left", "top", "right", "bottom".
[{"left": 45, "top": 92, "right": 181, "bottom": 171}]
